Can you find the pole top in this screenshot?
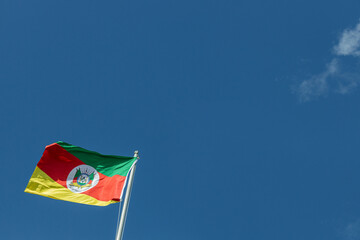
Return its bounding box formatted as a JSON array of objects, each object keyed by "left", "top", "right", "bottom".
[{"left": 134, "top": 150, "right": 139, "bottom": 159}]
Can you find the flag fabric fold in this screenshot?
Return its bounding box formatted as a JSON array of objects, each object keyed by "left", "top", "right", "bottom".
[{"left": 25, "top": 141, "right": 137, "bottom": 206}]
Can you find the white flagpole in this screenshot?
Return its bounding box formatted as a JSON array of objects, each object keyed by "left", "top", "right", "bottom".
[{"left": 115, "top": 150, "right": 139, "bottom": 240}]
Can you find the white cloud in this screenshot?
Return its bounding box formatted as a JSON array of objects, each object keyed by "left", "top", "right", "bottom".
[
  {"left": 296, "top": 59, "right": 339, "bottom": 102},
  {"left": 334, "top": 21, "right": 360, "bottom": 57},
  {"left": 294, "top": 19, "right": 360, "bottom": 102}
]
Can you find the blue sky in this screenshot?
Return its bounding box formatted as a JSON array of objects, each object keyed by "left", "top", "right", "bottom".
[{"left": 2, "top": 0, "right": 360, "bottom": 239}]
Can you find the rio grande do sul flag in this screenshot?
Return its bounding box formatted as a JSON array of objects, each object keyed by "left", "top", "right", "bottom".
[{"left": 25, "top": 141, "right": 137, "bottom": 206}]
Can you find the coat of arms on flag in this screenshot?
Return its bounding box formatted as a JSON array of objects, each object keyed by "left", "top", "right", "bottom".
[{"left": 67, "top": 165, "right": 99, "bottom": 192}]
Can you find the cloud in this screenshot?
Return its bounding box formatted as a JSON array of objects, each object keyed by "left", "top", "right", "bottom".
[
  {"left": 334, "top": 21, "right": 360, "bottom": 57},
  {"left": 294, "top": 19, "right": 360, "bottom": 102},
  {"left": 296, "top": 59, "right": 339, "bottom": 102}
]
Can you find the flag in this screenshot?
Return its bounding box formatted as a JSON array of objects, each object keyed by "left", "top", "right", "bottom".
[{"left": 25, "top": 141, "right": 137, "bottom": 206}]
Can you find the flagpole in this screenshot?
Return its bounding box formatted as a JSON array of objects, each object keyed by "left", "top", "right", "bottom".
[{"left": 115, "top": 150, "right": 139, "bottom": 240}]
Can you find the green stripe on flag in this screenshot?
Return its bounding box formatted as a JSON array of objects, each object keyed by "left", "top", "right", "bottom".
[{"left": 56, "top": 141, "right": 136, "bottom": 177}]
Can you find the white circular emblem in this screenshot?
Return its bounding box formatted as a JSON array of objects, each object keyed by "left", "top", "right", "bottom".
[{"left": 66, "top": 165, "right": 100, "bottom": 193}]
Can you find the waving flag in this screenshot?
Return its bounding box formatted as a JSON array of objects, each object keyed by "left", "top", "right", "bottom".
[{"left": 25, "top": 141, "right": 137, "bottom": 206}]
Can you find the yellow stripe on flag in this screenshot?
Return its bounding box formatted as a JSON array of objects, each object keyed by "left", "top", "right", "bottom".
[{"left": 24, "top": 167, "right": 118, "bottom": 206}]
